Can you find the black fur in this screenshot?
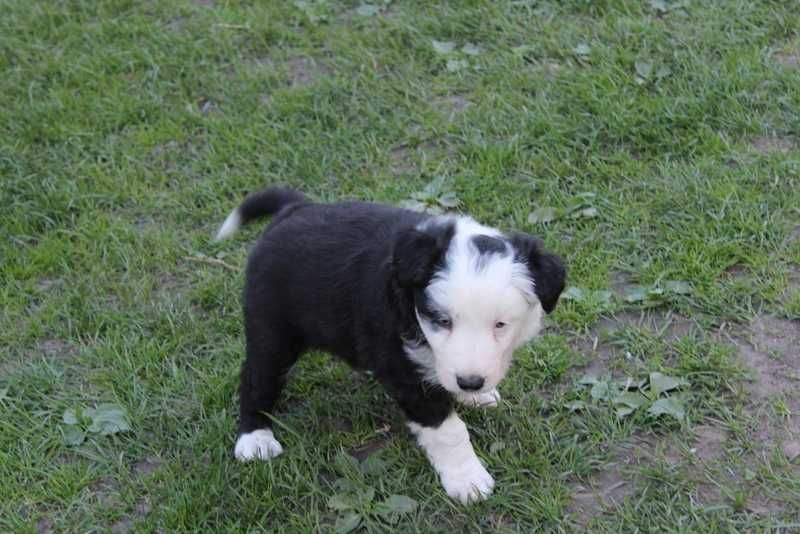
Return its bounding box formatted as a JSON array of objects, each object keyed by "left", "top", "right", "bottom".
[
  {"left": 509, "top": 233, "right": 567, "bottom": 313},
  {"left": 470, "top": 234, "right": 510, "bottom": 271},
  {"left": 471, "top": 234, "right": 508, "bottom": 256},
  {"left": 237, "top": 187, "right": 307, "bottom": 226},
  {"left": 232, "top": 187, "right": 565, "bottom": 437}
]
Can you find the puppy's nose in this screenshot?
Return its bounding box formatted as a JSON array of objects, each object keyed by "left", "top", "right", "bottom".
[{"left": 456, "top": 375, "right": 485, "bottom": 391}]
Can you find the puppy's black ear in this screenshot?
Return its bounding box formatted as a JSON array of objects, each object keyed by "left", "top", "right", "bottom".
[
  {"left": 509, "top": 233, "right": 566, "bottom": 313},
  {"left": 392, "top": 223, "right": 455, "bottom": 288}
]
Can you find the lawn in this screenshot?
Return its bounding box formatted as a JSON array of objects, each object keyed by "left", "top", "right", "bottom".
[{"left": 2, "top": 0, "right": 799, "bottom": 531}]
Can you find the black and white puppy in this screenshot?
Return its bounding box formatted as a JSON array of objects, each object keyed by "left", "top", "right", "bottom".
[{"left": 215, "top": 187, "right": 566, "bottom": 503}]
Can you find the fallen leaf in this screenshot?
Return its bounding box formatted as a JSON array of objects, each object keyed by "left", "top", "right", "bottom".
[
  {"left": 572, "top": 206, "right": 598, "bottom": 219},
  {"left": 623, "top": 286, "right": 648, "bottom": 303},
  {"left": 650, "top": 0, "right": 668, "bottom": 13},
  {"left": 85, "top": 404, "right": 131, "bottom": 435},
  {"left": 432, "top": 40, "right": 456, "bottom": 54},
  {"left": 360, "top": 455, "right": 388, "bottom": 476},
  {"left": 63, "top": 408, "right": 80, "bottom": 425},
  {"left": 593, "top": 290, "right": 613, "bottom": 304},
  {"left": 334, "top": 451, "right": 361, "bottom": 477},
  {"left": 664, "top": 280, "right": 692, "bottom": 294},
  {"left": 400, "top": 199, "right": 429, "bottom": 212},
  {"left": 614, "top": 391, "right": 648, "bottom": 409},
  {"left": 573, "top": 43, "right": 591, "bottom": 56},
  {"left": 561, "top": 287, "right": 585, "bottom": 301},
  {"left": 782, "top": 441, "right": 800, "bottom": 462},
  {"left": 647, "top": 397, "right": 686, "bottom": 420},
  {"left": 436, "top": 191, "right": 460, "bottom": 209},
  {"left": 649, "top": 372, "right": 689, "bottom": 397},
  {"left": 377, "top": 494, "right": 418, "bottom": 515},
  {"left": 357, "top": 487, "right": 375, "bottom": 505},
  {"left": 566, "top": 400, "right": 587, "bottom": 412},
  {"left": 335, "top": 511, "right": 362, "bottom": 533},
  {"left": 578, "top": 375, "right": 599, "bottom": 386},
  {"left": 446, "top": 59, "right": 469, "bottom": 72},
  {"left": 328, "top": 494, "right": 354, "bottom": 511},
  {"left": 462, "top": 43, "right": 482, "bottom": 56},
  {"left": 616, "top": 406, "right": 637, "bottom": 417},
  {"left": 528, "top": 206, "right": 559, "bottom": 224},
  {"left": 490, "top": 441, "right": 507, "bottom": 454},
  {"left": 63, "top": 426, "right": 86, "bottom": 446},
  {"left": 512, "top": 45, "right": 536, "bottom": 57},
  {"left": 635, "top": 60, "right": 653, "bottom": 79},
  {"left": 591, "top": 381, "right": 613, "bottom": 401},
  {"left": 356, "top": 4, "right": 380, "bottom": 16}
]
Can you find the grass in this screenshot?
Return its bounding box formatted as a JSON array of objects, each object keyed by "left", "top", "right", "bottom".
[{"left": 1, "top": 0, "right": 799, "bottom": 531}]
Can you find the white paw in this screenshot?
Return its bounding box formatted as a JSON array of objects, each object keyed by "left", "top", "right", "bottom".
[
  {"left": 457, "top": 389, "right": 501, "bottom": 408},
  {"left": 234, "top": 429, "right": 283, "bottom": 461},
  {"left": 440, "top": 459, "right": 495, "bottom": 504}
]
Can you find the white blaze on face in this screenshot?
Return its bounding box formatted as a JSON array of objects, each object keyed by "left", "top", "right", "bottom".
[{"left": 415, "top": 217, "right": 544, "bottom": 394}]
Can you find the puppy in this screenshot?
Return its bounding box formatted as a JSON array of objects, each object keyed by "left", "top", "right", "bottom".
[{"left": 216, "top": 187, "right": 566, "bottom": 503}]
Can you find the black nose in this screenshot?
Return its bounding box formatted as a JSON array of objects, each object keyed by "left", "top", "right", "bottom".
[{"left": 456, "top": 375, "right": 485, "bottom": 391}]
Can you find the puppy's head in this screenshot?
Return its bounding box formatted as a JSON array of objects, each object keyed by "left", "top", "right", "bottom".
[{"left": 393, "top": 217, "right": 566, "bottom": 394}]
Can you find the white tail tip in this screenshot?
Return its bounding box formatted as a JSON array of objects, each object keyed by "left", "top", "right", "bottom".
[{"left": 215, "top": 208, "right": 242, "bottom": 240}]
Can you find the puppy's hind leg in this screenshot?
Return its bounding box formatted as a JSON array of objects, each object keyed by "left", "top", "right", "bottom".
[{"left": 235, "top": 324, "right": 301, "bottom": 462}]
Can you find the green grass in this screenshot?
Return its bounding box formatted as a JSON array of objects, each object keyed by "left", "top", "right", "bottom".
[{"left": 2, "top": 0, "right": 799, "bottom": 531}]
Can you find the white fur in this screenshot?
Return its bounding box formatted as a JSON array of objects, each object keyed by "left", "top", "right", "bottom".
[
  {"left": 457, "top": 388, "right": 501, "bottom": 408},
  {"left": 215, "top": 208, "right": 242, "bottom": 240},
  {"left": 408, "top": 413, "right": 494, "bottom": 503},
  {"left": 414, "top": 215, "right": 544, "bottom": 394},
  {"left": 402, "top": 340, "right": 438, "bottom": 385},
  {"left": 234, "top": 429, "right": 283, "bottom": 461}
]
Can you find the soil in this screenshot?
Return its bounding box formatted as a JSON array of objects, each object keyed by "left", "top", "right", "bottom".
[{"left": 287, "top": 57, "right": 331, "bottom": 87}]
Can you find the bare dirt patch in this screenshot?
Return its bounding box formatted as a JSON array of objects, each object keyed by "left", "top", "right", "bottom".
[
  {"left": 37, "top": 338, "right": 77, "bottom": 359},
  {"left": 575, "top": 310, "right": 697, "bottom": 378},
  {"left": 690, "top": 425, "right": 729, "bottom": 462},
  {"left": 609, "top": 271, "right": 636, "bottom": 298},
  {"left": 388, "top": 146, "right": 416, "bottom": 175},
  {"left": 729, "top": 315, "right": 800, "bottom": 400},
  {"left": 110, "top": 518, "right": 134, "bottom": 534},
  {"left": 721, "top": 263, "right": 749, "bottom": 280},
  {"left": 36, "top": 277, "right": 61, "bottom": 292},
  {"left": 787, "top": 224, "right": 800, "bottom": 245},
  {"left": 387, "top": 140, "right": 457, "bottom": 176},
  {"left": 601, "top": 310, "right": 696, "bottom": 341},
  {"left": 772, "top": 39, "right": 800, "bottom": 68},
  {"left": 36, "top": 517, "right": 54, "bottom": 534},
  {"left": 750, "top": 136, "right": 796, "bottom": 155},
  {"left": 195, "top": 97, "right": 218, "bottom": 115},
  {"left": 133, "top": 456, "right": 164, "bottom": 477},
  {"left": 349, "top": 435, "right": 390, "bottom": 461},
  {"left": 568, "top": 439, "right": 641, "bottom": 527},
  {"left": 287, "top": 57, "right": 331, "bottom": 87},
  {"left": 155, "top": 273, "right": 189, "bottom": 304},
  {"left": 569, "top": 468, "right": 633, "bottom": 528},
  {"left": 432, "top": 95, "right": 472, "bottom": 119},
  {"left": 695, "top": 472, "right": 784, "bottom": 515}
]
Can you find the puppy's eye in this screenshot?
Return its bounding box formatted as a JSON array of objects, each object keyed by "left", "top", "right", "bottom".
[
  {"left": 494, "top": 321, "right": 507, "bottom": 329},
  {"left": 434, "top": 317, "right": 452, "bottom": 329}
]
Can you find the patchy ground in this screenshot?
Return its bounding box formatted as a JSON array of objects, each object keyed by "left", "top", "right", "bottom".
[{"left": 2, "top": 0, "right": 800, "bottom": 532}]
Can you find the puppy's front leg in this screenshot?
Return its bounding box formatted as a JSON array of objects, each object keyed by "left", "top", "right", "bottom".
[
  {"left": 408, "top": 413, "right": 494, "bottom": 503},
  {"left": 456, "top": 388, "right": 501, "bottom": 408}
]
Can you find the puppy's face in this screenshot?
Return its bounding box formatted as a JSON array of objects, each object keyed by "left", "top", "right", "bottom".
[{"left": 394, "top": 217, "right": 566, "bottom": 394}]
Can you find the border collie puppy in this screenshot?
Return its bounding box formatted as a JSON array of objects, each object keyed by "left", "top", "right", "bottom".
[{"left": 216, "top": 187, "right": 566, "bottom": 503}]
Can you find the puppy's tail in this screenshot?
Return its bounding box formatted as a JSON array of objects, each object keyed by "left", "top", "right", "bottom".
[{"left": 215, "top": 187, "right": 307, "bottom": 240}]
